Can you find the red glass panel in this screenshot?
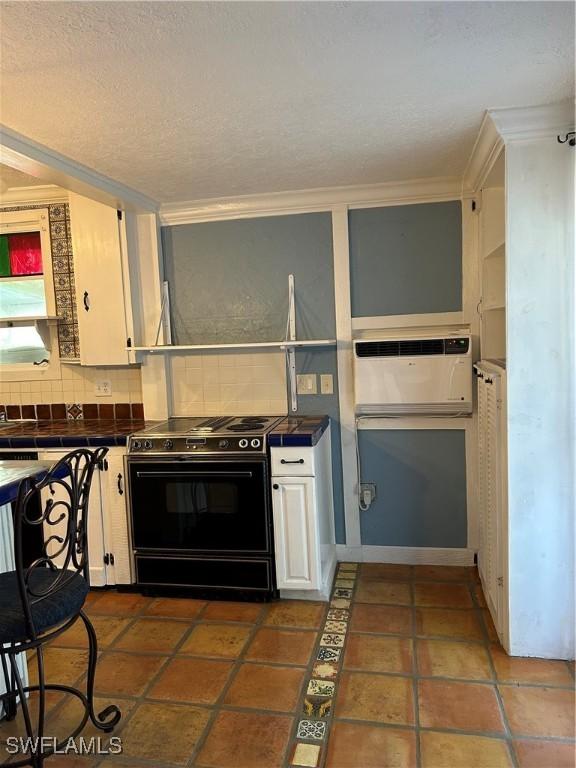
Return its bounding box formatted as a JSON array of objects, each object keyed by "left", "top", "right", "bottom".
[{"left": 8, "top": 232, "right": 43, "bottom": 276}]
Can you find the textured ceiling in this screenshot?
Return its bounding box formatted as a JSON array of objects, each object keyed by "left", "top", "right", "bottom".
[
  {"left": 0, "top": 164, "right": 47, "bottom": 189},
  {"left": 1, "top": 2, "right": 573, "bottom": 203}
]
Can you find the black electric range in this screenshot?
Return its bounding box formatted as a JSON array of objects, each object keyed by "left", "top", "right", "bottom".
[{"left": 127, "top": 416, "right": 285, "bottom": 599}]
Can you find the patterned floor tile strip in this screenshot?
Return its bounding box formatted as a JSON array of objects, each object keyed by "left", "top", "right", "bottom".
[{"left": 288, "top": 563, "right": 358, "bottom": 767}]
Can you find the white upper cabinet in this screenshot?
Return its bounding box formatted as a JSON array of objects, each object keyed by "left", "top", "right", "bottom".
[{"left": 68, "top": 193, "right": 134, "bottom": 365}]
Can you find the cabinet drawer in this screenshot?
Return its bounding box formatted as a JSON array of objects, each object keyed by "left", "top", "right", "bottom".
[{"left": 271, "top": 447, "right": 315, "bottom": 477}]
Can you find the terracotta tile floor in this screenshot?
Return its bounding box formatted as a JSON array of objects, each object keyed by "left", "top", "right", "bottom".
[{"left": 2, "top": 564, "right": 574, "bottom": 768}]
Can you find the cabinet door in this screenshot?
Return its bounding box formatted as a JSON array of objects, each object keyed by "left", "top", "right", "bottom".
[
  {"left": 68, "top": 192, "right": 132, "bottom": 365},
  {"left": 37, "top": 451, "right": 106, "bottom": 587},
  {"left": 477, "top": 375, "right": 505, "bottom": 642},
  {"left": 101, "top": 450, "right": 132, "bottom": 585},
  {"left": 272, "top": 477, "right": 320, "bottom": 590}
]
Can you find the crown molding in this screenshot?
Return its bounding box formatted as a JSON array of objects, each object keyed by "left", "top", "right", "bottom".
[
  {"left": 0, "top": 185, "right": 68, "bottom": 207},
  {"left": 489, "top": 99, "right": 574, "bottom": 142},
  {"left": 160, "top": 176, "right": 462, "bottom": 226},
  {"left": 0, "top": 125, "right": 158, "bottom": 213},
  {"left": 462, "top": 112, "right": 504, "bottom": 196}
]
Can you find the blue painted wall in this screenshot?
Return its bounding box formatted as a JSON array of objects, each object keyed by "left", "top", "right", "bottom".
[
  {"left": 349, "top": 201, "right": 467, "bottom": 547},
  {"left": 358, "top": 429, "right": 467, "bottom": 547},
  {"left": 161, "top": 200, "right": 466, "bottom": 549},
  {"left": 349, "top": 201, "right": 462, "bottom": 317},
  {"left": 162, "top": 213, "right": 347, "bottom": 542},
  {"left": 162, "top": 214, "right": 335, "bottom": 344}
]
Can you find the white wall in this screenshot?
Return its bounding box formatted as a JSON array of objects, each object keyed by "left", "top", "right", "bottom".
[{"left": 505, "top": 137, "right": 575, "bottom": 659}]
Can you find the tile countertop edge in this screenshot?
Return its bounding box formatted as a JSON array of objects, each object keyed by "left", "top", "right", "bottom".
[
  {"left": 0, "top": 420, "right": 149, "bottom": 450},
  {"left": 0, "top": 416, "right": 331, "bottom": 449},
  {"left": 268, "top": 415, "right": 330, "bottom": 447},
  {"left": 0, "top": 460, "right": 62, "bottom": 507}
]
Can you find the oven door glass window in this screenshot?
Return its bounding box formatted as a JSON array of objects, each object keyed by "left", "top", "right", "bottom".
[{"left": 129, "top": 459, "right": 269, "bottom": 553}]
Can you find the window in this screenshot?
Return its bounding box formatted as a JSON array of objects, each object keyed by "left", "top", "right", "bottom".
[{"left": 0, "top": 208, "right": 60, "bottom": 377}]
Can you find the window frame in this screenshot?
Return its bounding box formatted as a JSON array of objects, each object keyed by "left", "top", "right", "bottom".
[{"left": 0, "top": 207, "right": 62, "bottom": 380}]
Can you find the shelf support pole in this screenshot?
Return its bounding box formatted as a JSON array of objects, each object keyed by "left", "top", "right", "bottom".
[{"left": 287, "top": 274, "right": 298, "bottom": 412}]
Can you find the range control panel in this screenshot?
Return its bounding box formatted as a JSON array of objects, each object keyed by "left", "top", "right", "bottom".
[{"left": 128, "top": 435, "right": 266, "bottom": 454}]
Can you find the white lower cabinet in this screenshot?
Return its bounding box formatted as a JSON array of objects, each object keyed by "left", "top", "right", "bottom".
[
  {"left": 99, "top": 449, "right": 132, "bottom": 586},
  {"left": 271, "top": 429, "right": 335, "bottom": 595},
  {"left": 38, "top": 447, "right": 132, "bottom": 587},
  {"left": 272, "top": 476, "right": 319, "bottom": 590},
  {"left": 476, "top": 361, "right": 508, "bottom": 647}
]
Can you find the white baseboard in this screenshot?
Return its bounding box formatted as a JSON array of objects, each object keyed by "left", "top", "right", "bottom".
[{"left": 336, "top": 544, "right": 476, "bottom": 566}]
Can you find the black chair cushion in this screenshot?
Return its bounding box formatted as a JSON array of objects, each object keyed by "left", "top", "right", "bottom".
[{"left": 0, "top": 568, "right": 89, "bottom": 644}]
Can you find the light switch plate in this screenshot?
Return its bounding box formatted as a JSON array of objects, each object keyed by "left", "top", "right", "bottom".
[
  {"left": 95, "top": 380, "right": 112, "bottom": 397},
  {"left": 296, "top": 374, "right": 317, "bottom": 395},
  {"left": 320, "top": 374, "right": 334, "bottom": 394}
]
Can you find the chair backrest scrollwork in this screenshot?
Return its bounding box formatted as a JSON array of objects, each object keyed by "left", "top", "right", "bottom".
[{"left": 13, "top": 447, "right": 108, "bottom": 639}]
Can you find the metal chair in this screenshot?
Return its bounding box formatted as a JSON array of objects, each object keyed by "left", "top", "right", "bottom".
[{"left": 0, "top": 447, "right": 121, "bottom": 767}]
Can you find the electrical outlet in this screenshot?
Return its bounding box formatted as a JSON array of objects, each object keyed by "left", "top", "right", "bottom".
[
  {"left": 296, "top": 374, "right": 317, "bottom": 395},
  {"left": 95, "top": 380, "right": 112, "bottom": 397},
  {"left": 360, "top": 483, "right": 377, "bottom": 506},
  {"left": 320, "top": 374, "right": 334, "bottom": 394}
]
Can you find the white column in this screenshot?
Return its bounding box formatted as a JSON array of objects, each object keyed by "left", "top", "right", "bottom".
[{"left": 502, "top": 113, "right": 575, "bottom": 658}]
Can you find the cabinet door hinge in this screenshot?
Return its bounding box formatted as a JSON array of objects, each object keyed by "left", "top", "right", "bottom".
[
  {"left": 98, "top": 458, "right": 109, "bottom": 471},
  {"left": 103, "top": 553, "right": 110, "bottom": 565},
  {"left": 117, "top": 210, "right": 123, "bottom": 221},
  {"left": 127, "top": 337, "right": 132, "bottom": 348},
  {"left": 109, "top": 553, "right": 115, "bottom": 566},
  {"left": 497, "top": 576, "right": 504, "bottom": 587}
]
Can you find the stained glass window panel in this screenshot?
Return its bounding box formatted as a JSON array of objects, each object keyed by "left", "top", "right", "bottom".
[
  {"left": 0, "top": 235, "right": 9, "bottom": 276},
  {"left": 8, "top": 232, "right": 43, "bottom": 275}
]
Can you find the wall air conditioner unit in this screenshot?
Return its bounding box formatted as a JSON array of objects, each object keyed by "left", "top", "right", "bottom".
[{"left": 353, "top": 334, "right": 472, "bottom": 415}]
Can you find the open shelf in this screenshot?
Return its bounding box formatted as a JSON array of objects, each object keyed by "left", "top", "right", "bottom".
[
  {"left": 0, "top": 315, "right": 60, "bottom": 323},
  {"left": 482, "top": 246, "right": 505, "bottom": 312},
  {"left": 481, "top": 187, "right": 505, "bottom": 258},
  {"left": 484, "top": 242, "right": 505, "bottom": 262},
  {"left": 129, "top": 339, "right": 336, "bottom": 353},
  {"left": 481, "top": 307, "right": 506, "bottom": 360},
  {"left": 480, "top": 148, "right": 506, "bottom": 361}
]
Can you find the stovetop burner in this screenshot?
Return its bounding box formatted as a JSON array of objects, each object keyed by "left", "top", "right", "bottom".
[{"left": 226, "top": 423, "right": 266, "bottom": 432}]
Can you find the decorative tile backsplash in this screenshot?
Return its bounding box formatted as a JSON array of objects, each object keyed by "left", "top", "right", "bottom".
[{"left": 0, "top": 402, "right": 144, "bottom": 422}]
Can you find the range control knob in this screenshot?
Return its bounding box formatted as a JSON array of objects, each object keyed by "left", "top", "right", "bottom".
[
  {"left": 164, "top": 439, "right": 173, "bottom": 450},
  {"left": 239, "top": 438, "right": 249, "bottom": 448},
  {"left": 218, "top": 439, "right": 229, "bottom": 449},
  {"left": 132, "top": 439, "right": 142, "bottom": 450},
  {"left": 251, "top": 438, "right": 261, "bottom": 448},
  {"left": 144, "top": 440, "right": 153, "bottom": 450}
]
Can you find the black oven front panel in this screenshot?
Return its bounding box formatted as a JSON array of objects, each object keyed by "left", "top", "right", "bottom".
[{"left": 128, "top": 457, "right": 271, "bottom": 556}]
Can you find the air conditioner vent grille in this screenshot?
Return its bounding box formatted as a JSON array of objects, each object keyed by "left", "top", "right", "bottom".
[
  {"left": 356, "top": 341, "right": 399, "bottom": 358},
  {"left": 356, "top": 338, "right": 446, "bottom": 358}
]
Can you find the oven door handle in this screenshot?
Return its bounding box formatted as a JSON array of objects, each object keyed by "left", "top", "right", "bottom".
[{"left": 135, "top": 471, "right": 254, "bottom": 479}]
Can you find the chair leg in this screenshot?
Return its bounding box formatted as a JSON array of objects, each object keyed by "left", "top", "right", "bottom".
[
  {"left": 78, "top": 610, "right": 121, "bottom": 732},
  {"left": 8, "top": 651, "right": 43, "bottom": 768},
  {"left": 35, "top": 646, "right": 45, "bottom": 747},
  {"left": 1, "top": 650, "right": 17, "bottom": 721}
]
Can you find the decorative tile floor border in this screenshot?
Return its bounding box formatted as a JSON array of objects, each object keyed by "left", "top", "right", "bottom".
[{"left": 288, "top": 562, "right": 358, "bottom": 767}]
